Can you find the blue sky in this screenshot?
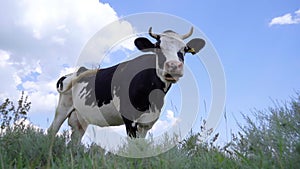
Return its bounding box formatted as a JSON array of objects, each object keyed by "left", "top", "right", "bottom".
[
  {"left": 0, "top": 0, "right": 300, "bottom": 144},
  {"left": 103, "top": 0, "right": 300, "bottom": 110}
]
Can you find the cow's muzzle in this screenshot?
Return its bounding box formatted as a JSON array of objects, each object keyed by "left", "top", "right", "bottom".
[{"left": 163, "top": 61, "right": 184, "bottom": 83}]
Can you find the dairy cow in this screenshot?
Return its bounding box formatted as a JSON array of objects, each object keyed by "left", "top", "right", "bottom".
[{"left": 48, "top": 27, "right": 205, "bottom": 141}]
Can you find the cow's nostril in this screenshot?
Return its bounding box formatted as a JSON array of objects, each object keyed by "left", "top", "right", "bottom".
[{"left": 178, "top": 62, "right": 183, "bottom": 68}]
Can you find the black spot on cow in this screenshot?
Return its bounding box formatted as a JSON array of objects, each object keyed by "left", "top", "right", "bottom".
[
  {"left": 56, "top": 76, "right": 67, "bottom": 91},
  {"left": 93, "top": 54, "right": 171, "bottom": 137},
  {"left": 77, "top": 67, "right": 98, "bottom": 107}
]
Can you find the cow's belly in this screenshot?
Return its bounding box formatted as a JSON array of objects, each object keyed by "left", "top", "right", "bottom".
[
  {"left": 72, "top": 82, "right": 123, "bottom": 127},
  {"left": 75, "top": 103, "right": 124, "bottom": 127}
]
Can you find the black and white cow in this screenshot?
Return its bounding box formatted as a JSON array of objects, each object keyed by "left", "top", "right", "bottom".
[{"left": 48, "top": 27, "right": 205, "bottom": 141}]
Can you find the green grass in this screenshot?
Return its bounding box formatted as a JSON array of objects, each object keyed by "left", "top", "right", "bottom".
[
  {"left": 0, "top": 126, "right": 240, "bottom": 169},
  {"left": 0, "top": 92, "right": 300, "bottom": 168}
]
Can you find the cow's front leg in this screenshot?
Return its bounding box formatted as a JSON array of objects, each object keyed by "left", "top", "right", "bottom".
[
  {"left": 136, "top": 124, "right": 153, "bottom": 138},
  {"left": 122, "top": 116, "right": 137, "bottom": 138}
]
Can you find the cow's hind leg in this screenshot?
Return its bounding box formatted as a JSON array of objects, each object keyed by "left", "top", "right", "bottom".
[
  {"left": 48, "top": 106, "right": 74, "bottom": 135},
  {"left": 68, "top": 111, "right": 86, "bottom": 144},
  {"left": 48, "top": 91, "right": 74, "bottom": 135}
]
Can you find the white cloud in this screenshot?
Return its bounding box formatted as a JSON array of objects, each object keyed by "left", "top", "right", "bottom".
[
  {"left": 13, "top": 73, "right": 22, "bottom": 86},
  {"left": 0, "top": 50, "right": 10, "bottom": 67},
  {"left": 51, "top": 36, "right": 66, "bottom": 46},
  {"left": 59, "top": 66, "right": 77, "bottom": 77},
  {"left": 269, "top": 9, "right": 300, "bottom": 26},
  {"left": 296, "top": 9, "right": 300, "bottom": 15},
  {"left": 27, "top": 91, "right": 57, "bottom": 115},
  {"left": 76, "top": 19, "right": 137, "bottom": 66},
  {"left": 148, "top": 110, "right": 180, "bottom": 136},
  {"left": 35, "top": 61, "right": 42, "bottom": 74},
  {"left": 0, "top": 0, "right": 136, "bottom": 125},
  {"left": 0, "top": 49, "right": 20, "bottom": 100},
  {"left": 17, "top": 0, "right": 118, "bottom": 40},
  {"left": 21, "top": 77, "right": 58, "bottom": 114}
]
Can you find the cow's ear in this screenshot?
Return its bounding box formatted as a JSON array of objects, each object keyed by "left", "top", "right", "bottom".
[
  {"left": 134, "top": 37, "right": 155, "bottom": 52},
  {"left": 186, "top": 38, "right": 205, "bottom": 55}
]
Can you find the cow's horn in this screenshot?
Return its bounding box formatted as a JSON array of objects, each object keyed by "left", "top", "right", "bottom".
[
  {"left": 181, "top": 27, "right": 193, "bottom": 40},
  {"left": 149, "top": 27, "right": 159, "bottom": 40}
]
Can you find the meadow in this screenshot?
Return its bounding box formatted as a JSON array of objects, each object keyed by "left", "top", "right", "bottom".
[{"left": 0, "top": 92, "right": 299, "bottom": 169}]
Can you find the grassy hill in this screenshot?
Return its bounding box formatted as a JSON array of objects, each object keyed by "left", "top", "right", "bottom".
[{"left": 0, "top": 92, "right": 299, "bottom": 168}]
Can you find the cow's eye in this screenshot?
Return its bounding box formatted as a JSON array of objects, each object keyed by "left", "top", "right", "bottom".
[
  {"left": 155, "top": 40, "right": 161, "bottom": 48},
  {"left": 177, "top": 51, "right": 184, "bottom": 61}
]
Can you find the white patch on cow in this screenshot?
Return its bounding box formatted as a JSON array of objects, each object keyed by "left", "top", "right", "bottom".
[
  {"left": 159, "top": 33, "right": 186, "bottom": 63},
  {"left": 164, "top": 82, "right": 171, "bottom": 92},
  {"left": 135, "top": 106, "right": 161, "bottom": 138},
  {"left": 155, "top": 63, "right": 167, "bottom": 83},
  {"left": 112, "top": 89, "right": 120, "bottom": 112},
  {"left": 136, "top": 106, "right": 160, "bottom": 124},
  {"left": 77, "top": 82, "right": 89, "bottom": 98},
  {"left": 155, "top": 61, "right": 174, "bottom": 88},
  {"left": 155, "top": 32, "right": 186, "bottom": 84},
  {"left": 96, "top": 100, "right": 123, "bottom": 126},
  {"left": 72, "top": 82, "right": 123, "bottom": 127},
  {"left": 132, "top": 122, "right": 136, "bottom": 127}
]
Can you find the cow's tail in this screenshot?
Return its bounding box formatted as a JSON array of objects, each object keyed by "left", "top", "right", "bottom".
[
  {"left": 56, "top": 73, "right": 73, "bottom": 93},
  {"left": 56, "top": 69, "right": 98, "bottom": 94}
]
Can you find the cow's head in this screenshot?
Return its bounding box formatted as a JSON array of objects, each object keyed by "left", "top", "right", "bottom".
[{"left": 134, "top": 27, "right": 205, "bottom": 83}]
